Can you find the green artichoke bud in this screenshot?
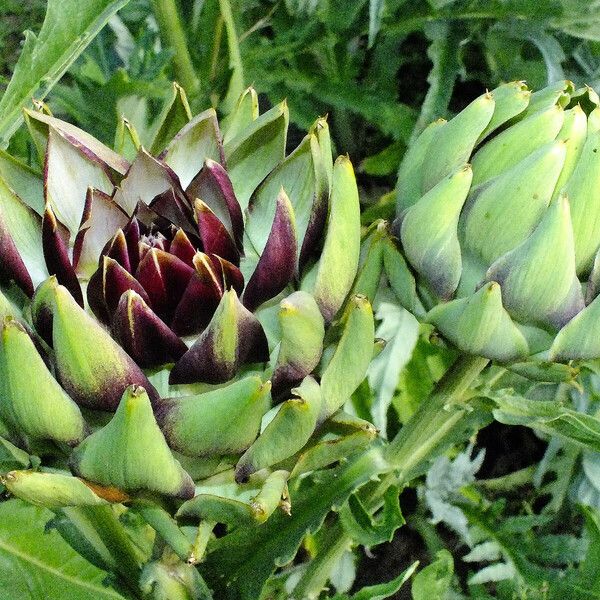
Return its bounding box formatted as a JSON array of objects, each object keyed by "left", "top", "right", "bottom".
[
  {"left": 0, "top": 317, "right": 85, "bottom": 444},
  {"left": 0, "top": 87, "right": 376, "bottom": 535},
  {"left": 390, "top": 81, "right": 600, "bottom": 369},
  {"left": 0, "top": 470, "right": 108, "bottom": 508},
  {"left": 157, "top": 376, "right": 271, "bottom": 457},
  {"left": 70, "top": 386, "right": 195, "bottom": 499},
  {"left": 271, "top": 291, "right": 325, "bottom": 397}
]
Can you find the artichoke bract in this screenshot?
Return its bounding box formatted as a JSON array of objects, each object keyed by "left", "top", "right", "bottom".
[
  {"left": 387, "top": 80, "right": 600, "bottom": 374},
  {"left": 0, "top": 85, "right": 376, "bottom": 531}
]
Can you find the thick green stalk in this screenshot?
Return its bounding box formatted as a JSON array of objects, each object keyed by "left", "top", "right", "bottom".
[
  {"left": 218, "top": 0, "right": 245, "bottom": 113},
  {"left": 385, "top": 354, "right": 489, "bottom": 472},
  {"left": 151, "top": 0, "right": 200, "bottom": 96},
  {"left": 60, "top": 505, "right": 143, "bottom": 597},
  {"left": 293, "top": 354, "right": 489, "bottom": 597}
]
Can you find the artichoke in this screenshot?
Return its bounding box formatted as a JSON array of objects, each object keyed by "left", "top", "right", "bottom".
[
  {"left": 387, "top": 80, "right": 600, "bottom": 374},
  {"left": 0, "top": 85, "right": 377, "bottom": 547}
]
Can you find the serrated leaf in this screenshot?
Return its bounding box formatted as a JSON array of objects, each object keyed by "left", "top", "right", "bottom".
[
  {"left": 0, "top": 0, "right": 131, "bottom": 145},
  {"left": 468, "top": 562, "right": 516, "bottom": 585},
  {"left": 367, "top": 302, "right": 419, "bottom": 433},
  {"left": 200, "top": 445, "right": 389, "bottom": 600},
  {"left": 0, "top": 500, "right": 125, "bottom": 599},
  {"left": 411, "top": 549, "right": 453, "bottom": 600},
  {"left": 463, "top": 541, "right": 502, "bottom": 563},
  {"left": 492, "top": 392, "right": 600, "bottom": 453},
  {"left": 339, "top": 485, "right": 404, "bottom": 547},
  {"left": 348, "top": 561, "right": 418, "bottom": 600}
]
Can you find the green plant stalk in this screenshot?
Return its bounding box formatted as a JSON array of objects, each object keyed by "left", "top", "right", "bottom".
[
  {"left": 385, "top": 354, "right": 489, "bottom": 470},
  {"left": 60, "top": 505, "right": 143, "bottom": 597},
  {"left": 218, "top": 0, "right": 245, "bottom": 113},
  {"left": 293, "top": 354, "right": 489, "bottom": 596},
  {"left": 151, "top": 0, "right": 200, "bottom": 96}
]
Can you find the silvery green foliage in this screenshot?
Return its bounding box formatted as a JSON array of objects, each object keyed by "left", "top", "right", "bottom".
[
  {"left": 423, "top": 443, "right": 485, "bottom": 544},
  {"left": 573, "top": 451, "right": 600, "bottom": 509}
]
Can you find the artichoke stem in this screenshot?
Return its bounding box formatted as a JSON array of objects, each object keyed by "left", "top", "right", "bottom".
[
  {"left": 218, "top": 0, "right": 245, "bottom": 112},
  {"left": 59, "top": 505, "right": 143, "bottom": 597},
  {"left": 384, "top": 354, "right": 489, "bottom": 470},
  {"left": 151, "top": 0, "right": 200, "bottom": 96},
  {"left": 293, "top": 354, "right": 489, "bottom": 597}
]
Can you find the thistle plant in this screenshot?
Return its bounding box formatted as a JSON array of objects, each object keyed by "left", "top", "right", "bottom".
[{"left": 0, "top": 85, "right": 378, "bottom": 596}]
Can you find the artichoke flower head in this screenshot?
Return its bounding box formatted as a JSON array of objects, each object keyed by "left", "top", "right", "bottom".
[
  {"left": 388, "top": 80, "right": 600, "bottom": 378},
  {"left": 0, "top": 85, "right": 376, "bottom": 520}
]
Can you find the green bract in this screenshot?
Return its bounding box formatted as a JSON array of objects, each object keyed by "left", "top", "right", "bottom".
[
  {"left": 0, "top": 86, "right": 376, "bottom": 533},
  {"left": 388, "top": 80, "right": 600, "bottom": 373}
]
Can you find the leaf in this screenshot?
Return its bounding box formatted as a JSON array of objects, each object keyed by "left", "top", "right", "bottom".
[
  {"left": 368, "top": 0, "right": 385, "bottom": 48},
  {"left": 331, "top": 561, "right": 419, "bottom": 600},
  {"left": 424, "top": 444, "right": 485, "bottom": 544},
  {"left": 411, "top": 549, "right": 454, "bottom": 600},
  {"left": 468, "top": 562, "right": 516, "bottom": 585},
  {"left": 463, "top": 541, "right": 502, "bottom": 563},
  {"left": 492, "top": 391, "right": 600, "bottom": 453},
  {"left": 577, "top": 506, "right": 600, "bottom": 592},
  {"left": 361, "top": 142, "right": 404, "bottom": 177},
  {"left": 0, "top": 436, "right": 31, "bottom": 473},
  {"left": 367, "top": 302, "right": 419, "bottom": 433},
  {"left": 339, "top": 485, "right": 405, "bottom": 547},
  {"left": 329, "top": 550, "right": 356, "bottom": 595},
  {"left": 200, "top": 445, "right": 389, "bottom": 600},
  {"left": 0, "top": 499, "right": 125, "bottom": 599},
  {"left": 410, "top": 21, "right": 461, "bottom": 141},
  {"left": 0, "top": 0, "right": 131, "bottom": 145},
  {"left": 392, "top": 332, "right": 454, "bottom": 423},
  {"left": 534, "top": 437, "right": 579, "bottom": 513}
]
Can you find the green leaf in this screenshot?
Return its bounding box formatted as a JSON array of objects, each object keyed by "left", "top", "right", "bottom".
[
  {"left": 0, "top": 499, "right": 125, "bottom": 599},
  {"left": 492, "top": 391, "right": 600, "bottom": 453},
  {"left": 0, "top": 0, "right": 131, "bottom": 145},
  {"left": 339, "top": 485, "right": 405, "bottom": 547},
  {"left": 368, "top": 302, "right": 419, "bottom": 433},
  {"left": 0, "top": 435, "right": 31, "bottom": 473},
  {"left": 576, "top": 506, "right": 600, "bottom": 593},
  {"left": 346, "top": 561, "right": 418, "bottom": 600},
  {"left": 411, "top": 549, "right": 454, "bottom": 600},
  {"left": 368, "top": 0, "right": 385, "bottom": 48},
  {"left": 361, "top": 142, "right": 404, "bottom": 177},
  {"left": 410, "top": 21, "right": 461, "bottom": 141},
  {"left": 200, "top": 445, "right": 389, "bottom": 600}
]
